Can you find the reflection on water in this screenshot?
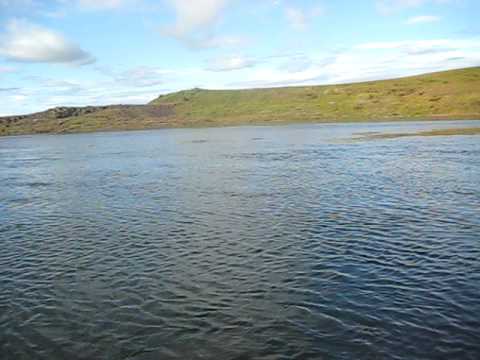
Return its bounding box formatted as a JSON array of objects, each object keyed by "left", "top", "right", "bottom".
[{"left": 1, "top": 121, "right": 480, "bottom": 359}]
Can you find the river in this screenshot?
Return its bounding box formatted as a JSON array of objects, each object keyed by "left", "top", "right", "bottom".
[{"left": 1, "top": 121, "right": 479, "bottom": 359}]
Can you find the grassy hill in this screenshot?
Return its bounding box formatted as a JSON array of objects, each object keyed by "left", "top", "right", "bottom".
[
  {"left": 1, "top": 67, "right": 480, "bottom": 136},
  {"left": 0, "top": 105, "right": 174, "bottom": 136},
  {"left": 150, "top": 67, "right": 480, "bottom": 123}
]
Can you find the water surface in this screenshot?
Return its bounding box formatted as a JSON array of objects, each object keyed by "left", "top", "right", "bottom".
[{"left": 1, "top": 121, "right": 480, "bottom": 359}]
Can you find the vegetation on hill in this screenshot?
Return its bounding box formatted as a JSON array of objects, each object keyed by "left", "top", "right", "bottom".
[
  {"left": 1, "top": 67, "right": 479, "bottom": 136},
  {"left": 150, "top": 67, "right": 480, "bottom": 123},
  {"left": 0, "top": 105, "right": 174, "bottom": 136}
]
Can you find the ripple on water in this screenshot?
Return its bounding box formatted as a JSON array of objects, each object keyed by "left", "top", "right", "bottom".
[{"left": 0, "top": 124, "right": 480, "bottom": 359}]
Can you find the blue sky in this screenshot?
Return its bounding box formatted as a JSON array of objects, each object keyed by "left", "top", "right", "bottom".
[{"left": 0, "top": 0, "right": 478, "bottom": 115}]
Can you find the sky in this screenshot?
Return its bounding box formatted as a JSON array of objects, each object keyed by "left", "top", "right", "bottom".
[{"left": 0, "top": 0, "right": 478, "bottom": 116}]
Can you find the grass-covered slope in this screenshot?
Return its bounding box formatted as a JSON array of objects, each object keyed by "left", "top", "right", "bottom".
[
  {"left": 151, "top": 67, "right": 480, "bottom": 124},
  {"left": 1, "top": 67, "right": 479, "bottom": 136},
  {"left": 0, "top": 105, "right": 174, "bottom": 136}
]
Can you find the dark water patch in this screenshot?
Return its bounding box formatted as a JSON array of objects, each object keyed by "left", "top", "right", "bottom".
[{"left": 13, "top": 181, "right": 54, "bottom": 188}]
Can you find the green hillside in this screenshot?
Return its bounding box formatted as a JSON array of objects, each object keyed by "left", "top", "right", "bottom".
[
  {"left": 1, "top": 67, "right": 479, "bottom": 136},
  {"left": 150, "top": 67, "right": 480, "bottom": 124}
]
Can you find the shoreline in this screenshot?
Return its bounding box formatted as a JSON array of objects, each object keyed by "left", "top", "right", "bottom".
[
  {"left": 2, "top": 67, "right": 479, "bottom": 137},
  {"left": 1, "top": 117, "right": 480, "bottom": 139},
  {"left": 354, "top": 126, "right": 480, "bottom": 140}
]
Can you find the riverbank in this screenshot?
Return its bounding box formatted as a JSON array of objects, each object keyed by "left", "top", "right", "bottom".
[
  {"left": 1, "top": 67, "right": 479, "bottom": 137},
  {"left": 355, "top": 127, "right": 480, "bottom": 140}
]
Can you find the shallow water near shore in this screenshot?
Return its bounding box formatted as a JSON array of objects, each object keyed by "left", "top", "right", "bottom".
[{"left": 1, "top": 120, "right": 480, "bottom": 359}]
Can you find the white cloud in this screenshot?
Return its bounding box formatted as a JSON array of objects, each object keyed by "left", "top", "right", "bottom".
[
  {"left": 113, "top": 66, "right": 170, "bottom": 87},
  {"left": 163, "top": 0, "right": 245, "bottom": 49},
  {"left": 0, "top": 19, "right": 95, "bottom": 65},
  {"left": 167, "top": 0, "right": 228, "bottom": 36},
  {"left": 175, "top": 34, "right": 248, "bottom": 50},
  {"left": 406, "top": 15, "right": 441, "bottom": 24},
  {"left": 285, "top": 5, "right": 324, "bottom": 31},
  {"left": 277, "top": 54, "right": 336, "bottom": 73},
  {"left": 227, "top": 38, "right": 480, "bottom": 88},
  {"left": 206, "top": 55, "right": 257, "bottom": 71}
]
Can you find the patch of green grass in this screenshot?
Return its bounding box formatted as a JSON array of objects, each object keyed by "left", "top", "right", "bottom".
[{"left": 150, "top": 67, "right": 480, "bottom": 125}]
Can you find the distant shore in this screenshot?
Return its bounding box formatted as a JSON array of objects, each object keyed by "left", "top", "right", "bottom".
[
  {"left": 1, "top": 67, "right": 479, "bottom": 137},
  {"left": 354, "top": 126, "right": 480, "bottom": 140}
]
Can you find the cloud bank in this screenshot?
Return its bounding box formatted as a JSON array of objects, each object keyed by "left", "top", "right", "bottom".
[{"left": 0, "top": 20, "right": 95, "bottom": 65}]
